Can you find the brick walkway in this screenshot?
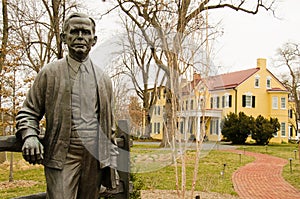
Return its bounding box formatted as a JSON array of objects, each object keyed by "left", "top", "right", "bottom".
[{"left": 228, "top": 150, "right": 300, "bottom": 199}]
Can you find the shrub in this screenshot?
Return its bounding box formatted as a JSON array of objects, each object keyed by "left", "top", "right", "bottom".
[
  {"left": 221, "top": 112, "right": 255, "bottom": 144},
  {"left": 252, "top": 115, "right": 280, "bottom": 145}
]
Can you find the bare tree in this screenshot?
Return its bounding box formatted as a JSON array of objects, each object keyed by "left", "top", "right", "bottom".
[
  {"left": 112, "top": 0, "right": 276, "bottom": 198},
  {"left": 119, "top": 17, "right": 166, "bottom": 138},
  {"left": 274, "top": 42, "right": 300, "bottom": 162},
  {"left": 114, "top": 0, "right": 275, "bottom": 146},
  {"left": 0, "top": 0, "right": 9, "bottom": 164},
  {"left": 8, "top": 0, "right": 78, "bottom": 73}
]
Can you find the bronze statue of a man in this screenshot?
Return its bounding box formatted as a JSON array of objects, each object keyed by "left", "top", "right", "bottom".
[{"left": 16, "top": 12, "right": 118, "bottom": 199}]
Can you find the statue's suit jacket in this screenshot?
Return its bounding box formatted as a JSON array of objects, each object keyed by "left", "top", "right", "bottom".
[{"left": 16, "top": 57, "right": 117, "bottom": 187}]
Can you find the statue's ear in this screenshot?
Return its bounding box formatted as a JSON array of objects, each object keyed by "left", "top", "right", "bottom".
[
  {"left": 60, "top": 33, "right": 66, "bottom": 43},
  {"left": 92, "top": 36, "right": 98, "bottom": 46}
]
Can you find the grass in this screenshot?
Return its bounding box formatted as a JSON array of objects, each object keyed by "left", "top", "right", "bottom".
[
  {"left": 0, "top": 152, "right": 46, "bottom": 199},
  {"left": 132, "top": 144, "right": 254, "bottom": 195},
  {"left": 0, "top": 143, "right": 298, "bottom": 198},
  {"left": 237, "top": 143, "right": 300, "bottom": 190}
]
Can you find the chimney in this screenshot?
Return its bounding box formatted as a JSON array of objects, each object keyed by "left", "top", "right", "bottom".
[
  {"left": 193, "top": 72, "right": 201, "bottom": 82},
  {"left": 257, "top": 58, "right": 266, "bottom": 70}
]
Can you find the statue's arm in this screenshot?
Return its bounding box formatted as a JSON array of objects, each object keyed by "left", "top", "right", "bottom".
[{"left": 16, "top": 70, "right": 47, "bottom": 164}]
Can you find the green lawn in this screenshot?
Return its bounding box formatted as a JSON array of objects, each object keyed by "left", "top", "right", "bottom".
[
  {"left": 0, "top": 143, "right": 298, "bottom": 198},
  {"left": 132, "top": 144, "right": 254, "bottom": 195},
  {"left": 0, "top": 152, "right": 46, "bottom": 199}
]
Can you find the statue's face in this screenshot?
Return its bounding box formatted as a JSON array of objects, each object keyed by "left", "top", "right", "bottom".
[{"left": 61, "top": 17, "right": 97, "bottom": 61}]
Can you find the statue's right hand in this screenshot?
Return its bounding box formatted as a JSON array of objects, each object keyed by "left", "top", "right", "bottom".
[{"left": 22, "top": 136, "right": 44, "bottom": 165}]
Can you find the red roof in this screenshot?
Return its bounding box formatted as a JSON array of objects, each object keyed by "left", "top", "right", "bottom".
[
  {"left": 205, "top": 68, "right": 259, "bottom": 90},
  {"left": 267, "top": 87, "right": 288, "bottom": 92}
]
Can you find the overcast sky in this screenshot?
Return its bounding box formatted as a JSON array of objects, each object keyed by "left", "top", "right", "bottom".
[
  {"left": 86, "top": 0, "right": 300, "bottom": 76},
  {"left": 210, "top": 0, "right": 300, "bottom": 74}
]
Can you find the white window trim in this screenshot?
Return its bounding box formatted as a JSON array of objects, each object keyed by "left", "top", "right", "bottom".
[
  {"left": 212, "top": 95, "right": 218, "bottom": 109},
  {"left": 272, "top": 96, "right": 278, "bottom": 109},
  {"left": 224, "top": 93, "right": 229, "bottom": 108},
  {"left": 244, "top": 92, "right": 253, "bottom": 108},
  {"left": 254, "top": 75, "right": 260, "bottom": 88},
  {"left": 280, "top": 97, "right": 286, "bottom": 109}
]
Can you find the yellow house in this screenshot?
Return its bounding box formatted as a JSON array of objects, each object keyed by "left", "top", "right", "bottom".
[
  {"left": 147, "top": 86, "right": 167, "bottom": 140},
  {"left": 150, "top": 58, "right": 299, "bottom": 143}
]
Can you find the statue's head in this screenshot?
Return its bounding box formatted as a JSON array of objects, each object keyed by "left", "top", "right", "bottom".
[{"left": 61, "top": 12, "right": 97, "bottom": 61}]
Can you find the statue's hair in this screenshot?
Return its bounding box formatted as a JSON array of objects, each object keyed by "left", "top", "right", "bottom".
[{"left": 62, "top": 12, "right": 96, "bottom": 33}]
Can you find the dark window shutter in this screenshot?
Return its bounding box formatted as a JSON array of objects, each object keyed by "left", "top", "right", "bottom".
[
  {"left": 242, "top": 95, "right": 246, "bottom": 107},
  {"left": 217, "top": 96, "right": 220, "bottom": 108},
  {"left": 210, "top": 97, "right": 213, "bottom": 108},
  {"left": 252, "top": 96, "right": 255, "bottom": 108},
  {"left": 229, "top": 95, "right": 232, "bottom": 107},
  {"left": 222, "top": 96, "right": 225, "bottom": 108}
]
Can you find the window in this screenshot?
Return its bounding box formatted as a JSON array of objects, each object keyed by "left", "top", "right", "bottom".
[
  {"left": 255, "top": 75, "right": 260, "bottom": 88},
  {"left": 180, "top": 121, "right": 184, "bottom": 134},
  {"left": 288, "top": 109, "right": 293, "bottom": 118},
  {"left": 210, "top": 119, "right": 219, "bottom": 135},
  {"left": 216, "top": 96, "right": 220, "bottom": 108},
  {"left": 281, "top": 122, "right": 286, "bottom": 137},
  {"left": 154, "top": 106, "right": 161, "bottom": 115},
  {"left": 198, "top": 96, "right": 204, "bottom": 109},
  {"left": 272, "top": 96, "right": 278, "bottom": 109},
  {"left": 154, "top": 122, "right": 161, "bottom": 134},
  {"left": 190, "top": 100, "right": 194, "bottom": 110},
  {"left": 222, "top": 96, "right": 225, "bottom": 108},
  {"left": 225, "top": 94, "right": 232, "bottom": 108},
  {"left": 242, "top": 94, "right": 255, "bottom": 108},
  {"left": 211, "top": 96, "right": 220, "bottom": 109},
  {"left": 289, "top": 125, "right": 293, "bottom": 137},
  {"left": 157, "top": 122, "right": 160, "bottom": 134},
  {"left": 280, "top": 97, "right": 286, "bottom": 109},
  {"left": 266, "top": 77, "right": 271, "bottom": 89}
]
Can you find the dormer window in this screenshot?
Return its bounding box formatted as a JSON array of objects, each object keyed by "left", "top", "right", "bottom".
[
  {"left": 254, "top": 75, "right": 260, "bottom": 88},
  {"left": 266, "top": 76, "right": 271, "bottom": 89}
]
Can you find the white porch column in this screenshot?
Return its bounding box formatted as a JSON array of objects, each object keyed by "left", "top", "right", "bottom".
[{"left": 218, "top": 118, "right": 221, "bottom": 141}]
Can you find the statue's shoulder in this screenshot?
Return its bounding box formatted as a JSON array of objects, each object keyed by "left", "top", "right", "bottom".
[
  {"left": 92, "top": 62, "right": 110, "bottom": 79},
  {"left": 40, "top": 58, "right": 67, "bottom": 73}
]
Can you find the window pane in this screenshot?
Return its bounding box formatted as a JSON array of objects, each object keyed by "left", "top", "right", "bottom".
[
  {"left": 281, "top": 122, "right": 286, "bottom": 137},
  {"left": 246, "top": 96, "right": 252, "bottom": 107},
  {"left": 272, "top": 97, "right": 278, "bottom": 109},
  {"left": 255, "top": 78, "right": 259, "bottom": 87},
  {"left": 267, "top": 79, "right": 271, "bottom": 88},
  {"left": 280, "top": 97, "right": 286, "bottom": 109}
]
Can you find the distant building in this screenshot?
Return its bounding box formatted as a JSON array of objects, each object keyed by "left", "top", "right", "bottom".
[{"left": 149, "top": 58, "right": 299, "bottom": 143}]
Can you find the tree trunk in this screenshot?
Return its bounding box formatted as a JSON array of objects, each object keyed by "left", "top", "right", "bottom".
[
  {"left": 160, "top": 70, "right": 179, "bottom": 147},
  {"left": 52, "top": 0, "right": 63, "bottom": 59},
  {"left": 0, "top": 0, "right": 9, "bottom": 165}
]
